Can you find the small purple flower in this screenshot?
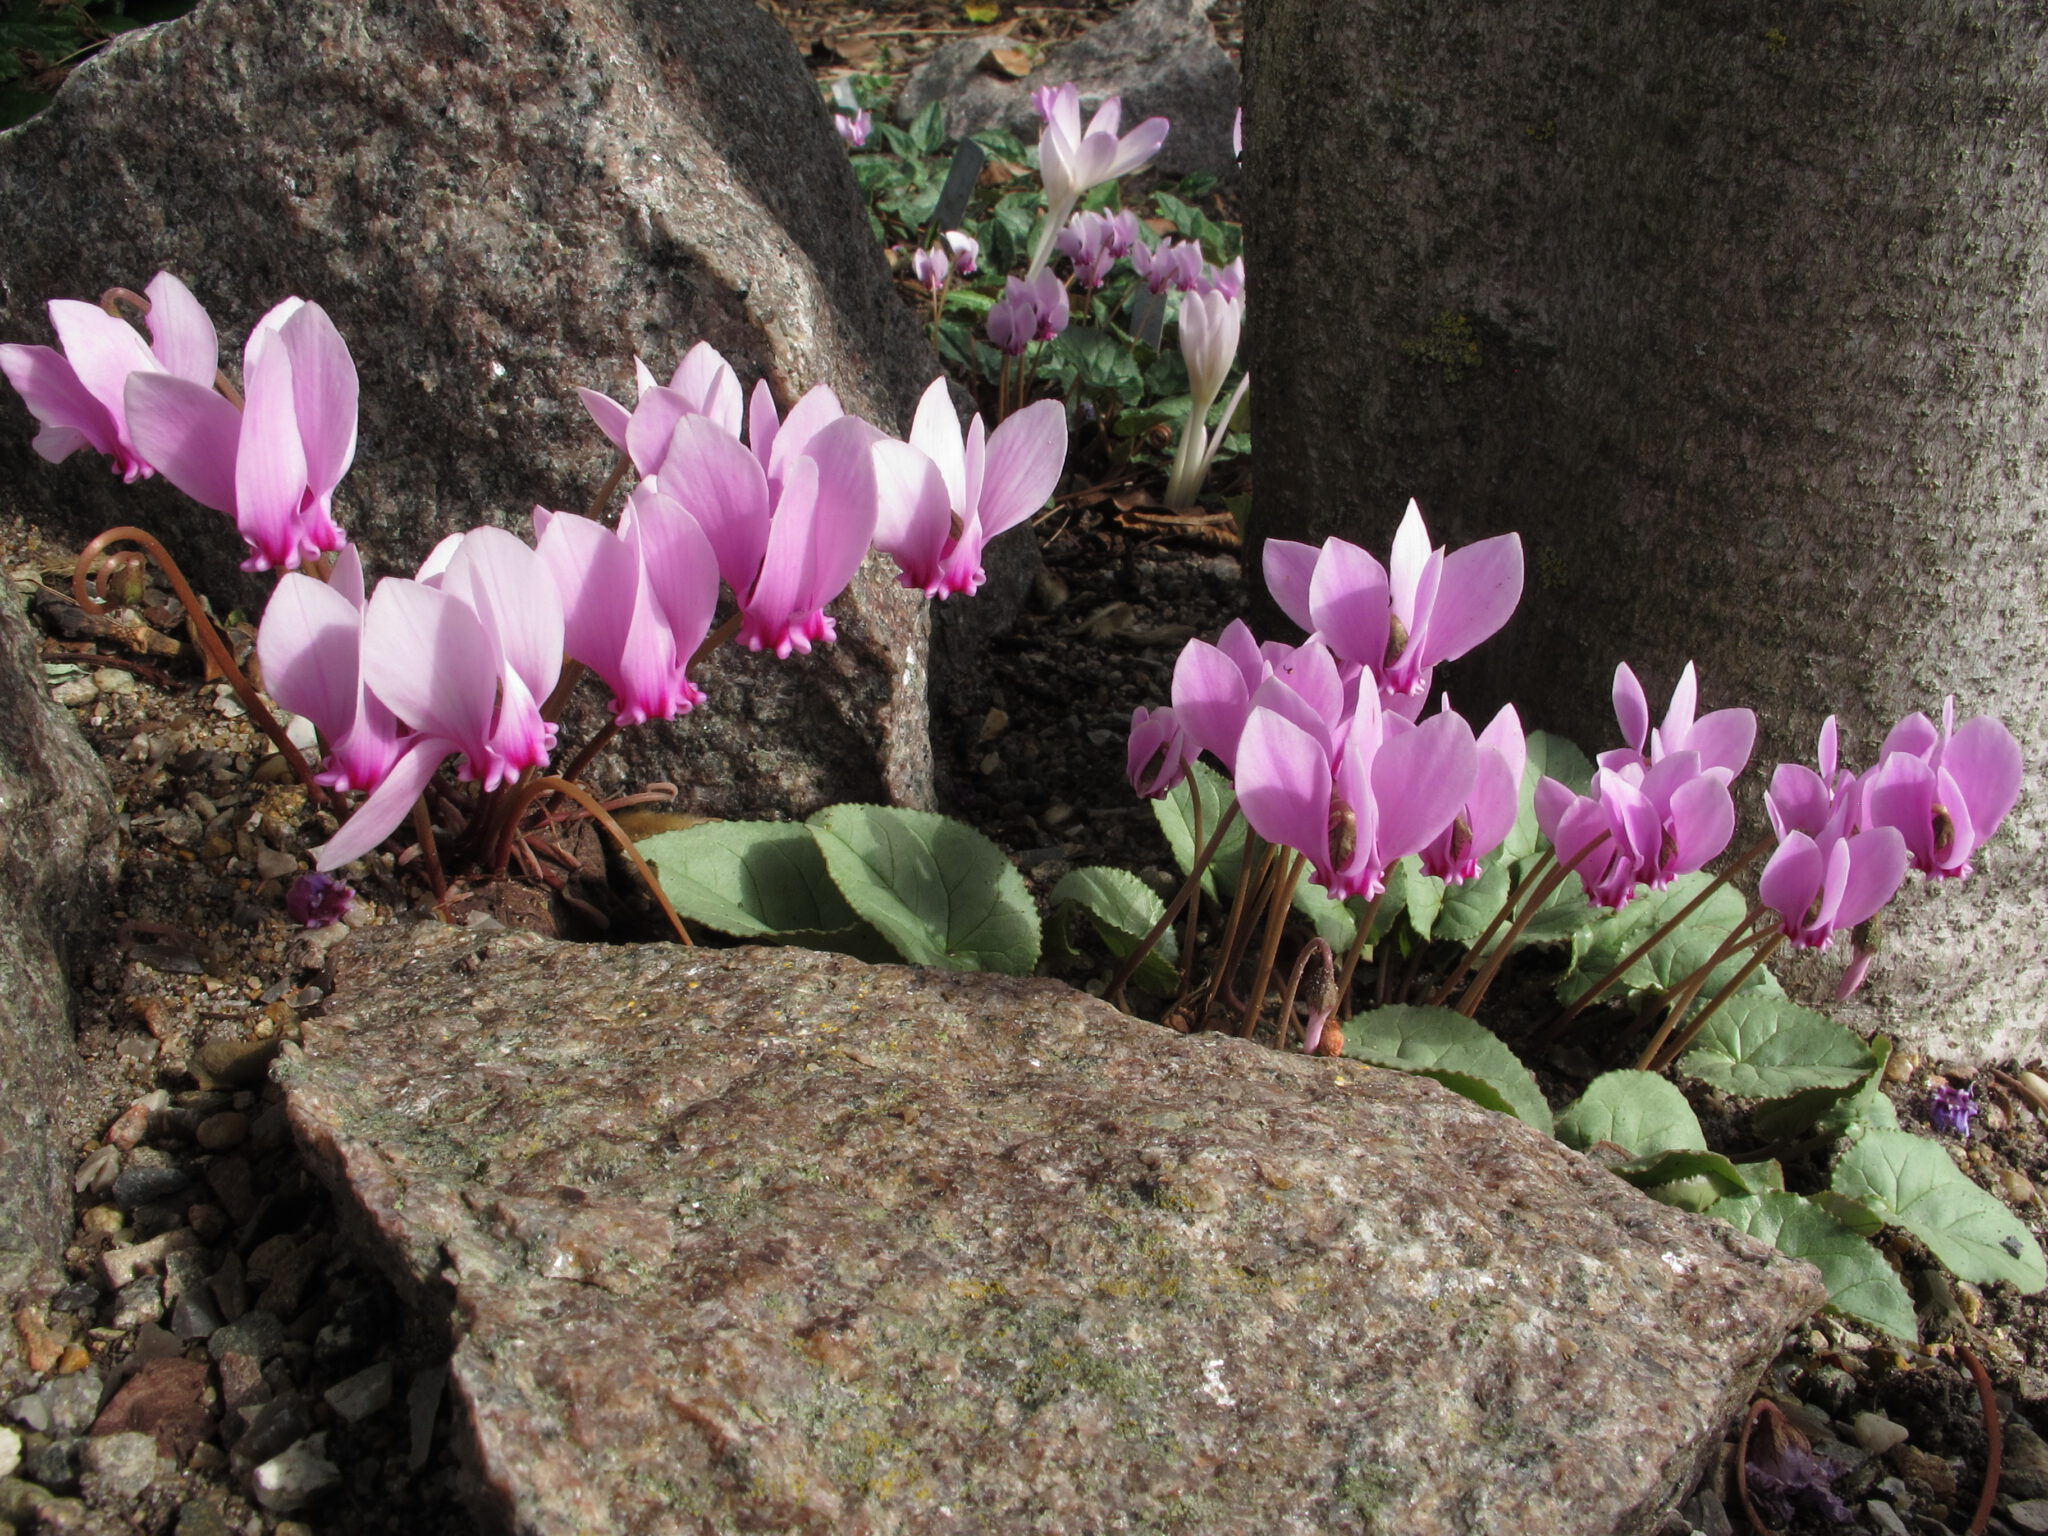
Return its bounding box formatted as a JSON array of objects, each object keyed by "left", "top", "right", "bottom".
[
  {"left": 1132, "top": 237, "right": 1205, "bottom": 294},
  {"left": 942, "top": 230, "right": 981, "bottom": 276},
  {"left": 1056, "top": 211, "right": 1123, "bottom": 290},
  {"left": 1927, "top": 1082, "right": 1980, "bottom": 1139},
  {"left": 834, "top": 109, "right": 872, "bottom": 149},
  {"left": 286, "top": 871, "right": 355, "bottom": 928},
  {"left": 986, "top": 272, "right": 1068, "bottom": 356},
  {"left": 1126, "top": 705, "right": 1192, "bottom": 799}
]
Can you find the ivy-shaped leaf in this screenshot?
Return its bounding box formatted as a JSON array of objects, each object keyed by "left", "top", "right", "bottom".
[
  {"left": 1559, "top": 875, "right": 1752, "bottom": 1005},
  {"left": 1433, "top": 858, "right": 1511, "bottom": 944},
  {"left": 1150, "top": 759, "right": 1244, "bottom": 899},
  {"left": 1557, "top": 1071, "right": 1705, "bottom": 1158},
  {"left": 1710, "top": 1192, "right": 1918, "bottom": 1341},
  {"left": 1500, "top": 730, "right": 1594, "bottom": 864},
  {"left": 1677, "top": 993, "right": 1878, "bottom": 1101},
  {"left": 1611, "top": 1149, "right": 1752, "bottom": 1212},
  {"left": 1832, "top": 1130, "right": 2046, "bottom": 1294},
  {"left": 1371, "top": 856, "right": 1444, "bottom": 945},
  {"left": 1342, "top": 1005, "right": 1552, "bottom": 1134},
  {"left": 639, "top": 821, "right": 862, "bottom": 939},
  {"left": 1051, "top": 867, "right": 1178, "bottom": 993},
  {"left": 808, "top": 806, "right": 1040, "bottom": 975},
  {"left": 1751, "top": 1037, "right": 1898, "bottom": 1142}
]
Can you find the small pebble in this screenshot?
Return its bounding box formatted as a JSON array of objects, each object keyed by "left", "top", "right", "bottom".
[
  {"left": 100, "top": 1229, "right": 200, "bottom": 1291},
  {"left": 1884, "top": 1047, "right": 1920, "bottom": 1084},
  {"left": 253, "top": 1434, "right": 341, "bottom": 1511},
  {"left": 186, "top": 1203, "right": 228, "bottom": 1243},
  {"left": 111, "top": 1164, "right": 191, "bottom": 1210},
  {"left": 1853, "top": 1412, "right": 1910, "bottom": 1455},
  {"left": 37, "top": 1373, "right": 104, "bottom": 1436},
  {"left": 0, "top": 1426, "right": 19, "bottom": 1479},
  {"left": 1888, "top": 1442, "right": 1957, "bottom": 1497},
  {"left": 51, "top": 678, "right": 98, "bottom": 707},
  {"left": 2006, "top": 1498, "right": 2048, "bottom": 1534},
  {"left": 323, "top": 1361, "right": 392, "bottom": 1424},
  {"left": 13, "top": 1307, "right": 68, "bottom": 1375},
  {"left": 406, "top": 1367, "right": 445, "bottom": 1473},
  {"left": 196, "top": 1113, "right": 249, "bottom": 1151},
  {"left": 106, "top": 1093, "right": 168, "bottom": 1153},
  {"left": 1864, "top": 1499, "right": 1909, "bottom": 1536},
  {"left": 176, "top": 1495, "right": 235, "bottom": 1535},
  {"left": 2003, "top": 1168, "right": 2037, "bottom": 1205},
  {"left": 108, "top": 1278, "right": 163, "bottom": 1331},
  {"left": 91, "top": 666, "right": 137, "bottom": 695},
  {"left": 54, "top": 1343, "right": 91, "bottom": 1376},
  {"left": 978, "top": 707, "right": 1010, "bottom": 743},
  {"left": 254, "top": 846, "right": 298, "bottom": 881},
  {"left": 80, "top": 1430, "right": 161, "bottom": 1499},
  {"left": 80, "top": 1206, "right": 125, "bottom": 1237},
  {"left": 208, "top": 1313, "right": 285, "bottom": 1363}
]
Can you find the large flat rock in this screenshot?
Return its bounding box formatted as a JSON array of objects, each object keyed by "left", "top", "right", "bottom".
[{"left": 280, "top": 924, "right": 1824, "bottom": 1535}]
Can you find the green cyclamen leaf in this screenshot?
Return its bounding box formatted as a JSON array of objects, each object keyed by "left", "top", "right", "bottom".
[
  {"left": 1050, "top": 867, "right": 1178, "bottom": 992},
  {"left": 1677, "top": 992, "right": 1878, "bottom": 1101},
  {"left": 1432, "top": 858, "right": 1511, "bottom": 944},
  {"left": 1711, "top": 1192, "right": 1917, "bottom": 1341},
  {"left": 1557, "top": 1070, "right": 1705, "bottom": 1158},
  {"left": 1832, "top": 1130, "right": 2046, "bottom": 1294},
  {"left": 1500, "top": 730, "right": 1593, "bottom": 864},
  {"left": 807, "top": 805, "right": 1040, "bottom": 975},
  {"left": 1150, "top": 760, "right": 1244, "bottom": 899},
  {"left": 1559, "top": 874, "right": 1752, "bottom": 1005},
  {"left": 638, "top": 821, "right": 862, "bottom": 939},
  {"left": 1610, "top": 1149, "right": 1752, "bottom": 1211},
  {"left": 1342, "top": 1005, "right": 1552, "bottom": 1134}
]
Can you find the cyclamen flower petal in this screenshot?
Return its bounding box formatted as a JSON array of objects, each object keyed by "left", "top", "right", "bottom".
[
  {"left": 834, "top": 109, "right": 871, "bottom": 148},
  {"left": 1760, "top": 826, "right": 1909, "bottom": 950},
  {"left": 912, "top": 247, "right": 950, "bottom": 294},
  {"left": 578, "top": 340, "right": 743, "bottom": 473},
  {"left": 1864, "top": 703, "right": 2022, "bottom": 878},
  {"left": 943, "top": 230, "right": 981, "bottom": 275},
  {"left": 1178, "top": 290, "right": 1243, "bottom": 414},
  {"left": 256, "top": 550, "right": 404, "bottom": 794},
  {"left": 1035, "top": 83, "right": 1170, "bottom": 212}
]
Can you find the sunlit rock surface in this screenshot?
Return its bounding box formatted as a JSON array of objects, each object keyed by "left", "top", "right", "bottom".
[{"left": 281, "top": 924, "right": 1824, "bottom": 1534}]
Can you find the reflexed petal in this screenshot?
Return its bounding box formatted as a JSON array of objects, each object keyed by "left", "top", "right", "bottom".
[
  {"left": 1247, "top": 673, "right": 1334, "bottom": 756},
  {"left": 360, "top": 579, "right": 499, "bottom": 762},
  {"left": 628, "top": 491, "right": 720, "bottom": 661},
  {"left": 0, "top": 342, "right": 118, "bottom": 461},
  {"left": 1760, "top": 833, "right": 1823, "bottom": 924},
  {"left": 1104, "top": 116, "right": 1170, "bottom": 179},
  {"left": 1684, "top": 708, "right": 1756, "bottom": 780},
  {"left": 977, "top": 397, "right": 1066, "bottom": 538},
  {"left": 670, "top": 341, "right": 744, "bottom": 437},
  {"left": 871, "top": 439, "right": 955, "bottom": 593},
  {"left": 906, "top": 377, "right": 967, "bottom": 510},
  {"left": 1262, "top": 539, "right": 1322, "bottom": 632},
  {"left": 1767, "top": 763, "right": 1832, "bottom": 839},
  {"left": 233, "top": 329, "right": 311, "bottom": 569},
  {"left": 142, "top": 272, "right": 217, "bottom": 385},
  {"left": 1266, "top": 639, "right": 1344, "bottom": 728},
  {"left": 1944, "top": 715, "right": 2023, "bottom": 839},
  {"left": 279, "top": 302, "right": 358, "bottom": 502},
  {"left": 766, "top": 383, "right": 844, "bottom": 487},
  {"left": 439, "top": 526, "right": 565, "bottom": 703},
  {"left": 1370, "top": 709, "right": 1478, "bottom": 860},
  {"left": 1425, "top": 533, "right": 1523, "bottom": 664},
  {"left": 1171, "top": 638, "right": 1254, "bottom": 771},
  {"left": 1613, "top": 664, "right": 1649, "bottom": 752},
  {"left": 1660, "top": 662, "right": 1699, "bottom": 748},
  {"left": 747, "top": 378, "right": 781, "bottom": 471},
  {"left": 329, "top": 543, "right": 368, "bottom": 609},
  {"left": 1818, "top": 716, "right": 1840, "bottom": 784},
  {"left": 1476, "top": 703, "right": 1526, "bottom": 791},
  {"left": 536, "top": 511, "right": 635, "bottom": 678},
  {"left": 1306, "top": 537, "right": 1391, "bottom": 672},
  {"left": 1880, "top": 711, "right": 1939, "bottom": 763},
  {"left": 661, "top": 412, "right": 772, "bottom": 594},
  {"left": 577, "top": 387, "right": 632, "bottom": 454},
  {"left": 626, "top": 385, "right": 692, "bottom": 478},
  {"left": 1386, "top": 500, "right": 1433, "bottom": 621},
  {"left": 792, "top": 415, "right": 883, "bottom": 607},
  {"left": 257, "top": 573, "right": 363, "bottom": 743},
  {"left": 1865, "top": 754, "right": 1937, "bottom": 867},
  {"left": 312, "top": 738, "right": 450, "bottom": 871},
  {"left": 122, "top": 373, "right": 240, "bottom": 512},
  {"left": 1236, "top": 707, "right": 1333, "bottom": 869},
  {"left": 1666, "top": 773, "right": 1735, "bottom": 874},
  {"left": 1836, "top": 828, "right": 1909, "bottom": 930},
  {"left": 47, "top": 299, "right": 156, "bottom": 421},
  {"left": 1534, "top": 776, "right": 1580, "bottom": 846}
]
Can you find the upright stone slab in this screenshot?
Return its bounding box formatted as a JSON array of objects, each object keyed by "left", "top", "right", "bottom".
[
  {"left": 0, "top": 0, "right": 941, "bottom": 817},
  {"left": 0, "top": 589, "right": 119, "bottom": 1312},
  {"left": 280, "top": 924, "right": 1823, "bottom": 1535},
  {"left": 1240, "top": 0, "right": 2048, "bottom": 1060}
]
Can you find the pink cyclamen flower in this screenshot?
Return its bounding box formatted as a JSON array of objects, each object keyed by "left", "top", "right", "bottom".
[
  {"left": 314, "top": 528, "right": 565, "bottom": 870},
  {"left": 647, "top": 379, "right": 880, "bottom": 656},
  {"left": 1862, "top": 699, "right": 2023, "bottom": 880},
  {"left": 1605, "top": 661, "right": 1756, "bottom": 782},
  {"left": 1264, "top": 501, "right": 1524, "bottom": 713},
  {"left": 835, "top": 109, "right": 872, "bottom": 148},
  {"left": 0, "top": 271, "right": 217, "bottom": 483},
  {"left": 1233, "top": 107, "right": 1243, "bottom": 160},
  {"left": 1235, "top": 664, "right": 1479, "bottom": 903},
  {"left": 576, "top": 340, "right": 744, "bottom": 478},
  {"left": 1028, "top": 83, "right": 1169, "bottom": 275},
  {"left": 1536, "top": 752, "right": 1737, "bottom": 910},
  {"left": 1168, "top": 619, "right": 1271, "bottom": 774},
  {"left": 1131, "top": 237, "right": 1206, "bottom": 295},
  {"left": 1056, "top": 211, "right": 1124, "bottom": 290},
  {"left": 912, "top": 246, "right": 951, "bottom": 295},
  {"left": 987, "top": 272, "right": 1069, "bottom": 356},
  {"left": 1765, "top": 716, "right": 1860, "bottom": 841},
  {"left": 1127, "top": 706, "right": 1192, "bottom": 798},
  {"left": 1419, "top": 702, "right": 1525, "bottom": 884},
  {"left": 1759, "top": 822, "right": 1909, "bottom": 951},
  {"left": 871, "top": 376, "right": 1067, "bottom": 599},
  {"left": 256, "top": 543, "right": 405, "bottom": 794},
  {"left": 126, "top": 297, "right": 359, "bottom": 572},
  {"left": 943, "top": 230, "right": 981, "bottom": 276},
  {"left": 534, "top": 492, "right": 720, "bottom": 726},
  {"left": 1197, "top": 257, "right": 1245, "bottom": 302}
]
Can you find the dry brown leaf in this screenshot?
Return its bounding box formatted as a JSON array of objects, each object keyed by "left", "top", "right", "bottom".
[{"left": 988, "top": 46, "right": 1033, "bottom": 76}]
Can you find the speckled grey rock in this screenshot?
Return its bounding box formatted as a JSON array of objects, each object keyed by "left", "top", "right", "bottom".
[
  {"left": 0, "top": 0, "right": 941, "bottom": 819},
  {"left": 280, "top": 923, "right": 1824, "bottom": 1535},
  {"left": 899, "top": 0, "right": 1239, "bottom": 177},
  {"left": 0, "top": 592, "right": 117, "bottom": 1309}
]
